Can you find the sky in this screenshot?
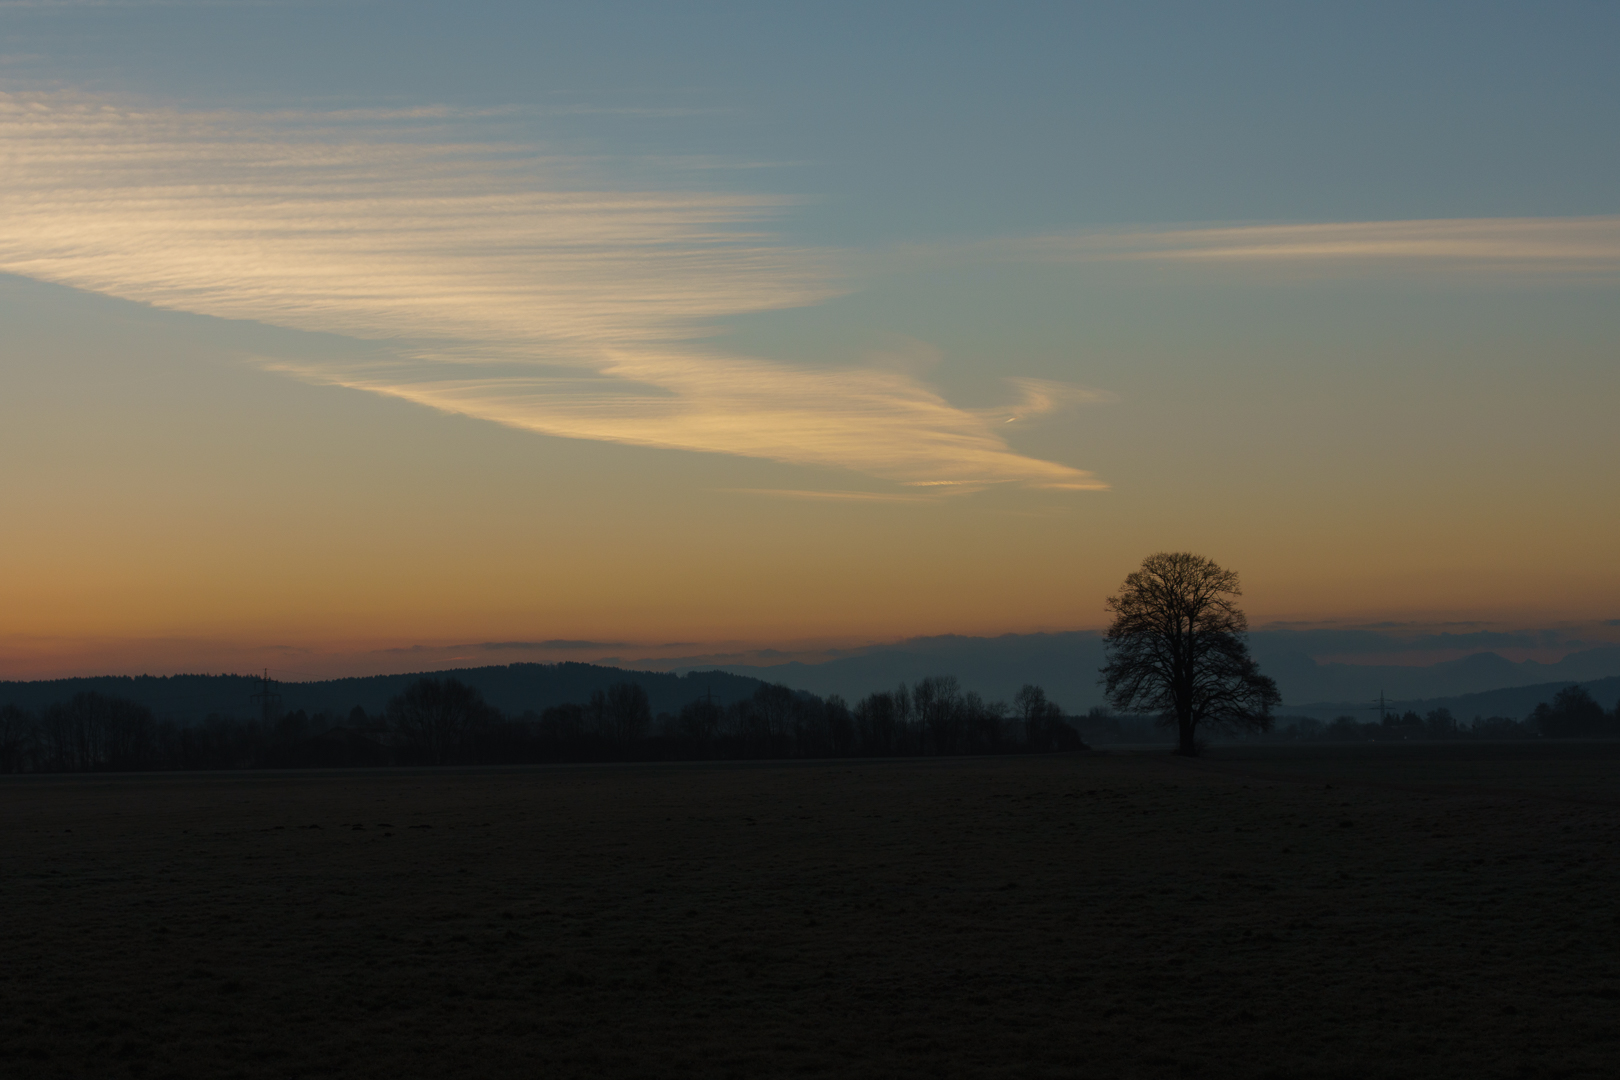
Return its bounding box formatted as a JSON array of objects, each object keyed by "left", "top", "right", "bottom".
[{"left": 2, "top": 1, "right": 1617, "bottom": 680}]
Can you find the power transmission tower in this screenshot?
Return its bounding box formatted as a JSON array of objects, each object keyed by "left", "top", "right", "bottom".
[{"left": 250, "top": 669, "right": 281, "bottom": 728}]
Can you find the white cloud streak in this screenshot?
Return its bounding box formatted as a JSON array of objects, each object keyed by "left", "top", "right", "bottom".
[
  {"left": 983, "top": 377, "right": 1118, "bottom": 425},
  {"left": 0, "top": 92, "right": 1103, "bottom": 491},
  {"left": 1005, "top": 217, "right": 1620, "bottom": 275},
  {"left": 293, "top": 348, "right": 1101, "bottom": 490}
]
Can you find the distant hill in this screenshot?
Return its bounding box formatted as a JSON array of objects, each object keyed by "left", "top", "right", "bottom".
[
  {"left": 1250, "top": 643, "right": 1620, "bottom": 706},
  {"left": 0, "top": 663, "right": 769, "bottom": 724},
  {"left": 1282, "top": 675, "right": 1620, "bottom": 723},
  {"left": 9, "top": 638, "right": 1619, "bottom": 728},
  {"left": 704, "top": 633, "right": 1620, "bottom": 712},
  {"left": 710, "top": 632, "right": 1108, "bottom": 712}
]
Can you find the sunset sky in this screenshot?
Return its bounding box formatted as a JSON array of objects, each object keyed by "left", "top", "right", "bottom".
[{"left": 2, "top": 2, "right": 1617, "bottom": 679}]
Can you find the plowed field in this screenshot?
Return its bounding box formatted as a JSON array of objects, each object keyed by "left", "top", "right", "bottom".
[{"left": 3, "top": 745, "right": 1617, "bottom": 1078}]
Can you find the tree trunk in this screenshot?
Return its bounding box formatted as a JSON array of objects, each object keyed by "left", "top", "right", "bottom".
[{"left": 1176, "top": 714, "right": 1198, "bottom": 756}]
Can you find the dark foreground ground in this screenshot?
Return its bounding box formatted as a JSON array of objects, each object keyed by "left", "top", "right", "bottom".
[{"left": 2, "top": 744, "right": 1617, "bottom": 1079}]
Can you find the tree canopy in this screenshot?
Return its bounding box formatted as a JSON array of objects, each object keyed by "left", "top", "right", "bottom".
[{"left": 1101, "top": 552, "right": 1280, "bottom": 755}]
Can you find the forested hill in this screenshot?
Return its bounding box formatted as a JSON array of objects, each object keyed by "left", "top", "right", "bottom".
[
  {"left": 0, "top": 663, "right": 771, "bottom": 724},
  {"left": 1286, "top": 674, "right": 1620, "bottom": 723}
]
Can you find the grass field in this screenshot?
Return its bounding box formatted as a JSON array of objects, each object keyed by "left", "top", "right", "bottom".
[{"left": 3, "top": 745, "right": 1618, "bottom": 1079}]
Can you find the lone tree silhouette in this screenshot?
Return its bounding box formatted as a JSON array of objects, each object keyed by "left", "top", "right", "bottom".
[{"left": 1101, "top": 552, "right": 1280, "bottom": 756}]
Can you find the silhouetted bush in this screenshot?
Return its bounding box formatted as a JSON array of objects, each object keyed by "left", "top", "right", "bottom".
[
  {"left": 0, "top": 704, "right": 37, "bottom": 772},
  {"left": 386, "top": 677, "right": 503, "bottom": 764},
  {"left": 676, "top": 695, "right": 723, "bottom": 749},
  {"left": 1471, "top": 715, "right": 1536, "bottom": 739},
  {"left": 1016, "top": 684, "right": 1067, "bottom": 752},
  {"left": 1531, "top": 686, "right": 1614, "bottom": 738}
]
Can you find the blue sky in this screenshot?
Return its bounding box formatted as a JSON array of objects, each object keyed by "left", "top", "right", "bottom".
[{"left": 9, "top": 2, "right": 1618, "bottom": 235}]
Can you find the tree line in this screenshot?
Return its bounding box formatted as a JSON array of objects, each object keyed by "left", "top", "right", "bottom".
[
  {"left": 5, "top": 553, "right": 1612, "bottom": 770},
  {"left": 1262, "top": 685, "right": 1620, "bottom": 743},
  {"left": 0, "top": 676, "right": 1085, "bottom": 773}
]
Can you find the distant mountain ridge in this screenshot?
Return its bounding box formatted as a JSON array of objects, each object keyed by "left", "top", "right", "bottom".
[
  {"left": 1282, "top": 676, "right": 1620, "bottom": 724},
  {"left": 706, "top": 633, "right": 1620, "bottom": 712},
  {"left": 7, "top": 635, "right": 1619, "bottom": 727},
  {"left": 0, "top": 663, "right": 768, "bottom": 724},
  {"left": 707, "top": 632, "right": 1105, "bottom": 712},
  {"left": 1252, "top": 644, "right": 1620, "bottom": 706}
]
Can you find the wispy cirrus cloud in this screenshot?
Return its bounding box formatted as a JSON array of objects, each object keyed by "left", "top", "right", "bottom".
[
  {"left": 1003, "top": 217, "right": 1620, "bottom": 275},
  {"left": 982, "top": 377, "right": 1118, "bottom": 425},
  {"left": 285, "top": 348, "right": 1105, "bottom": 489},
  {"left": 0, "top": 91, "right": 1104, "bottom": 492}
]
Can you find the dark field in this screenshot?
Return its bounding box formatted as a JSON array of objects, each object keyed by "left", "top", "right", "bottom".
[{"left": 3, "top": 746, "right": 1618, "bottom": 1079}]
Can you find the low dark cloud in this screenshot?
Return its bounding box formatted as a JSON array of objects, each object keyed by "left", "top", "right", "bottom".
[
  {"left": 383, "top": 640, "right": 628, "bottom": 655},
  {"left": 1253, "top": 625, "right": 1593, "bottom": 655},
  {"left": 477, "top": 640, "right": 626, "bottom": 651}
]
